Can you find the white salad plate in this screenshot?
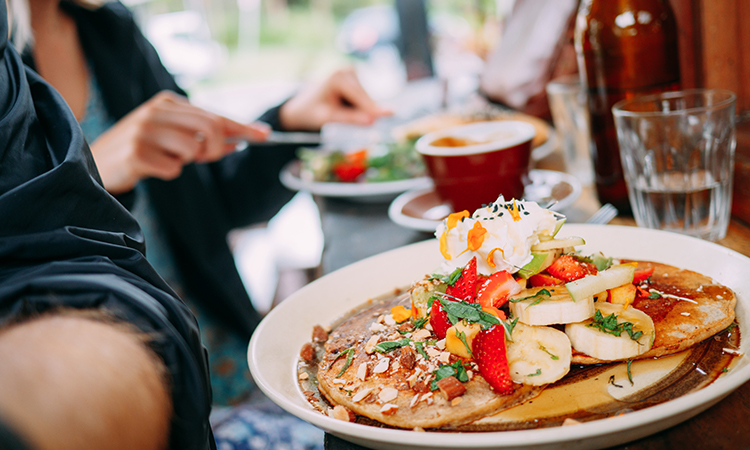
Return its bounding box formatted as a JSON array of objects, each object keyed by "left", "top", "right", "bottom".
[
  {"left": 388, "top": 169, "right": 582, "bottom": 233},
  {"left": 279, "top": 159, "right": 434, "bottom": 202},
  {"left": 248, "top": 224, "right": 750, "bottom": 450}
]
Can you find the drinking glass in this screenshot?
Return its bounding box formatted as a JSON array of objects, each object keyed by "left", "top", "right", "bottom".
[
  {"left": 612, "top": 89, "right": 736, "bottom": 241},
  {"left": 546, "top": 75, "right": 594, "bottom": 185}
]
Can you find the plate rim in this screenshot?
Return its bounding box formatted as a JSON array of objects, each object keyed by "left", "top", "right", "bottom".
[
  {"left": 387, "top": 169, "right": 582, "bottom": 233},
  {"left": 249, "top": 224, "right": 750, "bottom": 449}
]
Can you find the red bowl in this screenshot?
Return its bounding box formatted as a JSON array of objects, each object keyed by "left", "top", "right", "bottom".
[{"left": 415, "top": 121, "right": 536, "bottom": 213}]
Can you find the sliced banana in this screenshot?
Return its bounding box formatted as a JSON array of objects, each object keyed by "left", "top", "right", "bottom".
[
  {"left": 509, "top": 286, "right": 595, "bottom": 326},
  {"left": 565, "top": 302, "right": 655, "bottom": 361},
  {"left": 506, "top": 322, "right": 572, "bottom": 386}
]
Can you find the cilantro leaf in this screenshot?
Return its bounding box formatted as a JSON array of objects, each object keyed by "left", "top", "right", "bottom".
[
  {"left": 430, "top": 361, "right": 469, "bottom": 390},
  {"left": 587, "top": 310, "right": 644, "bottom": 341},
  {"left": 438, "top": 297, "right": 501, "bottom": 329},
  {"left": 414, "top": 340, "right": 429, "bottom": 360},
  {"left": 539, "top": 344, "right": 559, "bottom": 360},
  {"left": 374, "top": 338, "right": 412, "bottom": 353},
  {"left": 457, "top": 330, "right": 473, "bottom": 357},
  {"left": 509, "top": 289, "right": 551, "bottom": 304}
]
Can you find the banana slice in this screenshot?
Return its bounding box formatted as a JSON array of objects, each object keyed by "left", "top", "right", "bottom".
[
  {"left": 506, "top": 322, "right": 572, "bottom": 386},
  {"left": 565, "top": 302, "right": 655, "bottom": 361},
  {"left": 509, "top": 286, "right": 595, "bottom": 326}
]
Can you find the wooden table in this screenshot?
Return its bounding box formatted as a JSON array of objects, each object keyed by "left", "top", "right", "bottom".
[{"left": 315, "top": 151, "right": 750, "bottom": 449}]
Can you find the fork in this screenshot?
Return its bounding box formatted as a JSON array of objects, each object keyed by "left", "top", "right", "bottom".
[{"left": 586, "top": 203, "right": 619, "bottom": 225}]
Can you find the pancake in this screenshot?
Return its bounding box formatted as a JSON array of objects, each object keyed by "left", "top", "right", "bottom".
[
  {"left": 571, "top": 261, "right": 737, "bottom": 365},
  {"left": 311, "top": 260, "right": 736, "bottom": 428},
  {"left": 317, "top": 293, "right": 543, "bottom": 429}
]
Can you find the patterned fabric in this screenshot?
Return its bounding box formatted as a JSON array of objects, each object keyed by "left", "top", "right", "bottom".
[{"left": 211, "top": 398, "right": 324, "bottom": 450}]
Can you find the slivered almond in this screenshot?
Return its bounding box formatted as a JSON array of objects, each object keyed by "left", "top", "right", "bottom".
[
  {"left": 364, "top": 335, "right": 380, "bottom": 354},
  {"left": 380, "top": 403, "right": 398, "bottom": 415},
  {"left": 332, "top": 405, "right": 355, "bottom": 422},
  {"left": 378, "top": 387, "right": 399, "bottom": 402},
  {"left": 356, "top": 362, "right": 368, "bottom": 381},
  {"left": 411, "top": 329, "right": 431, "bottom": 341},
  {"left": 373, "top": 358, "right": 390, "bottom": 374},
  {"left": 352, "top": 387, "right": 373, "bottom": 403}
]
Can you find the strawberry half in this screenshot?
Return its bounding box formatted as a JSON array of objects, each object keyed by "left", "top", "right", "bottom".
[
  {"left": 545, "top": 254, "right": 594, "bottom": 282},
  {"left": 446, "top": 257, "right": 478, "bottom": 302},
  {"left": 472, "top": 324, "right": 513, "bottom": 395},
  {"left": 528, "top": 273, "right": 564, "bottom": 287},
  {"left": 476, "top": 270, "right": 520, "bottom": 308},
  {"left": 429, "top": 298, "right": 453, "bottom": 340}
]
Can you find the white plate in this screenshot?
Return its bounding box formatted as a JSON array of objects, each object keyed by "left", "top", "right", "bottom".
[
  {"left": 279, "top": 159, "right": 434, "bottom": 202},
  {"left": 248, "top": 224, "right": 750, "bottom": 450},
  {"left": 387, "top": 169, "right": 582, "bottom": 233}
]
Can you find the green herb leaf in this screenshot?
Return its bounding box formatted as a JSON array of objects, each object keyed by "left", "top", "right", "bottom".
[
  {"left": 414, "top": 340, "right": 429, "bottom": 360},
  {"left": 374, "top": 338, "right": 412, "bottom": 354},
  {"left": 647, "top": 291, "right": 662, "bottom": 299},
  {"left": 501, "top": 317, "right": 519, "bottom": 342},
  {"left": 430, "top": 361, "right": 468, "bottom": 391},
  {"left": 333, "top": 349, "right": 355, "bottom": 378},
  {"left": 438, "top": 298, "right": 501, "bottom": 329},
  {"left": 528, "top": 368, "right": 542, "bottom": 377},
  {"left": 539, "top": 344, "right": 559, "bottom": 360},
  {"left": 412, "top": 316, "right": 429, "bottom": 329},
  {"left": 509, "top": 289, "right": 551, "bottom": 304},
  {"left": 328, "top": 348, "right": 352, "bottom": 370},
  {"left": 457, "top": 330, "right": 473, "bottom": 357},
  {"left": 627, "top": 360, "right": 634, "bottom": 386},
  {"left": 587, "top": 310, "right": 643, "bottom": 341}
]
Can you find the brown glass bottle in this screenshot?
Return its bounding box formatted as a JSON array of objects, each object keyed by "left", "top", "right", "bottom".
[{"left": 575, "top": 0, "right": 680, "bottom": 215}]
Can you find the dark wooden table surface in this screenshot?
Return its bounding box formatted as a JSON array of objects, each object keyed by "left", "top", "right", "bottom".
[{"left": 312, "top": 151, "right": 750, "bottom": 449}]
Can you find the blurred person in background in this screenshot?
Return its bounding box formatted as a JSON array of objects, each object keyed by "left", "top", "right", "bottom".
[{"left": 7, "top": 0, "right": 390, "bottom": 417}]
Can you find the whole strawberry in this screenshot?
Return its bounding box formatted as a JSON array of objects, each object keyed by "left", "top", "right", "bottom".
[
  {"left": 472, "top": 324, "right": 514, "bottom": 395},
  {"left": 446, "top": 257, "right": 478, "bottom": 302}
]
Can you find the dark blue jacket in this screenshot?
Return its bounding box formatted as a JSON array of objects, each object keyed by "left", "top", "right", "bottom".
[{"left": 0, "top": 2, "right": 214, "bottom": 449}]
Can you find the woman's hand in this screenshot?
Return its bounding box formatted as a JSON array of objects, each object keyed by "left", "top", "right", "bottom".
[
  {"left": 90, "top": 91, "right": 270, "bottom": 194},
  {"left": 279, "top": 68, "right": 391, "bottom": 131}
]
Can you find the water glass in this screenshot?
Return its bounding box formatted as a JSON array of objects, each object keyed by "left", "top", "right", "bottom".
[
  {"left": 546, "top": 75, "right": 594, "bottom": 185},
  {"left": 612, "top": 89, "right": 736, "bottom": 241}
]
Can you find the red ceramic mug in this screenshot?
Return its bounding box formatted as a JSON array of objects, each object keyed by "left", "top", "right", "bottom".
[{"left": 415, "top": 121, "right": 536, "bottom": 213}]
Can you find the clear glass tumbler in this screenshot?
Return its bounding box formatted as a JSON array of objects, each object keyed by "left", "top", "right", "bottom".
[
  {"left": 546, "top": 75, "right": 594, "bottom": 185},
  {"left": 612, "top": 89, "right": 736, "bottom": 241}
]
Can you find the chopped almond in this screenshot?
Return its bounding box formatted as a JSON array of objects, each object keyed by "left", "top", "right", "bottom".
[
  {"left": 436, "top": 376, "right": 466, "bottom": 401},
  {"left": 400, "top": 347, "right": 417, "bottom": 370},
  {"left": 379, "top": 403, "right": 399, "bottom": 415},
  {"left": 300, "top": 342, "right": 316, "bottom": 362},
  {"left": 331, "top": 405, "right": 356, "bottom": 422},
  {"left": 312, "top": 325, "right": 328, "bottom": 343}
]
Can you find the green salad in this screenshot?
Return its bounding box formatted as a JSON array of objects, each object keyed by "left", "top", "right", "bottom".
[{"left": 297, "top": 141, "right": 425, "bottom": 183}]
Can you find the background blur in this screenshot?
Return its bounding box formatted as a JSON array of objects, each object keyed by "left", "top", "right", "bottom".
[{"left": 123, "top": 0, "right": 516, "bottom": 121}]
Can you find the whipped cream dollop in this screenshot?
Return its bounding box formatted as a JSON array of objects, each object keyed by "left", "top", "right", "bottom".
[{"left": 435, "top": 196, "right": 563, "bottom": 275}]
